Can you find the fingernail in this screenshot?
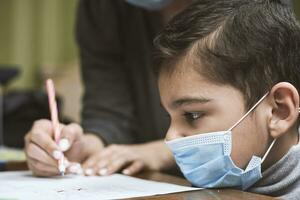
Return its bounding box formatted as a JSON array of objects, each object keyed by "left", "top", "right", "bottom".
[
  {"left": 69, "top": 165, "right": 77, "bottom": 174},
  {"left": 52, "top": 150, "right": 63, "bottom": 160},
  {"left": 85, "top": 168, "right": 94, "bottom": 176},
  {"left": 69, "top": 164, "right": 82, "bottom": 174},
  {"left": 98, "top": 168, "right": 108, "bottom": 176},
  {"left": 76, "top": 167, "right": 83, "bottom": 175},
  {"left": 59, "top": 138, "right": 70, "bottom": 152},
  {"left": 64, "top": 159, "right": 70, "bottom": 167},
  {"left": 122, "top": 169, "right": 130, "bottom": 175}
]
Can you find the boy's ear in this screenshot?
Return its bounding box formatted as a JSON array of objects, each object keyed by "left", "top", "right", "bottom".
[{"left": 267, "top": 82, "right": 299, "bottom": 138}]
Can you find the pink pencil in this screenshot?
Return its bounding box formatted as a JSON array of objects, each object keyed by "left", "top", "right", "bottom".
[{"left": 46, "top": 79, "right": 65, "bottom": 176}]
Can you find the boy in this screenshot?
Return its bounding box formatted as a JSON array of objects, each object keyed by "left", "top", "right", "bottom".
[{"left": 154, "top": 0, "right": 300, "bottom": 198}]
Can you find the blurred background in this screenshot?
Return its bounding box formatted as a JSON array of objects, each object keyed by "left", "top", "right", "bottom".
[
  {"left": 0, "top": 0, "right": 299, "bottom": 148},
  {"left": 0, "top": 0, "right": 80, "bottom": 124}
]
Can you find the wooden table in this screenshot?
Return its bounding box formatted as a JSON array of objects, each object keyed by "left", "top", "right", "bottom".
[
  {"left": 4, "top": 161, "right": 275, "bottom": 200},
  {"left": 133, "top": 171, "right": 275, "bottom": 200}
]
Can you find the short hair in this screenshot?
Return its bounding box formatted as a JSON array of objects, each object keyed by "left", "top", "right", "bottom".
[{"left": 154, "top": 0, "right": 300, "bottom": 109}]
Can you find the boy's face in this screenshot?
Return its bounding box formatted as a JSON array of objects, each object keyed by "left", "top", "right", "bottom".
[{"left": 158, "top": 64, "right": 270, "bottom": 169}]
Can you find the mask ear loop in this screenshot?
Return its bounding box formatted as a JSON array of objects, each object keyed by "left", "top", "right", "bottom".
[
  {"left": 226, "top": 92, "right": 272, "bottom": 162},
  {"left": 263, "top": 106, "right": 300, "bottom": 163},
  {"left": 227, "top": 93, "right": 300, "bottom": 163},
  {"left": 261, "top": 139, "right": 277, "bottom": 163},
  {"left": 227, "top": 92, "right": 270, "bottom": 132}
]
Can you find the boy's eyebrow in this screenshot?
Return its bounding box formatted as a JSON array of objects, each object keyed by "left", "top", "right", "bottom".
[{"left": 172, "top": 97, "right": 212, "bottom": 109}]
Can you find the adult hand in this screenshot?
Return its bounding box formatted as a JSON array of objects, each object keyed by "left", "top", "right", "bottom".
[
  {"left": 25, "top": 119, "right": 104, "bottom": 176},
  {"left": 81, "top": 140, "right": 175, "bottom": 176}
]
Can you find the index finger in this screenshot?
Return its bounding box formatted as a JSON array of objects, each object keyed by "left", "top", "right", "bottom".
[{"left": 29, "top": 119, "right": 61, "bottom": 160}]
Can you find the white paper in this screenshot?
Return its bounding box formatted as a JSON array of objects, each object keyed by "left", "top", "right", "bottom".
[{"left": 0, "top": 171, "right": 200, "bottom": 200}]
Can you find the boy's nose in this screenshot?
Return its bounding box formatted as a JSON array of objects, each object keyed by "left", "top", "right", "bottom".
[{"left": 165, "top": 128, "right": 185, "bottom": 141}]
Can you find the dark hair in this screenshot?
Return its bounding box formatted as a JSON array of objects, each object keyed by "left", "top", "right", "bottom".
[{"left": 154, "top": 0, "right": 300, "bottom": 109}]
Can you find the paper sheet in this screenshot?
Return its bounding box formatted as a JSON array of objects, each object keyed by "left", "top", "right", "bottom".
[{"left": 0, "top": 171, "right": 200, "bottom": 200}]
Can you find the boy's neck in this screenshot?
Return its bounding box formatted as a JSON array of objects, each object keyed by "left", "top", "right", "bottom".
[{"left": 262, "top": 126, "right": 299, "bottom": 171}]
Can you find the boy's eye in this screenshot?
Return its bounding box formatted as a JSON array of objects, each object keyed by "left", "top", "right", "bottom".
[{"left": 184, "top": 112, "right": 204, "bottom": 122}]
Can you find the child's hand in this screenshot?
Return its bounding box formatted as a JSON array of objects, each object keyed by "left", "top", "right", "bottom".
[
  {"left": 81, "top": 140, "right": 175, "bottom": 176},
  {"left": 24, "top": 119, "right": 104, "bottom": 176}
]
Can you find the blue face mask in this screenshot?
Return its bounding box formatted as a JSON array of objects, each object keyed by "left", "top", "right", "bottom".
[
  {"left": 126, "top": 0, "right": 172, "bottom": 10},
  {"left": 166, "top": 93, "right": 277, "bottom": 190}
]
